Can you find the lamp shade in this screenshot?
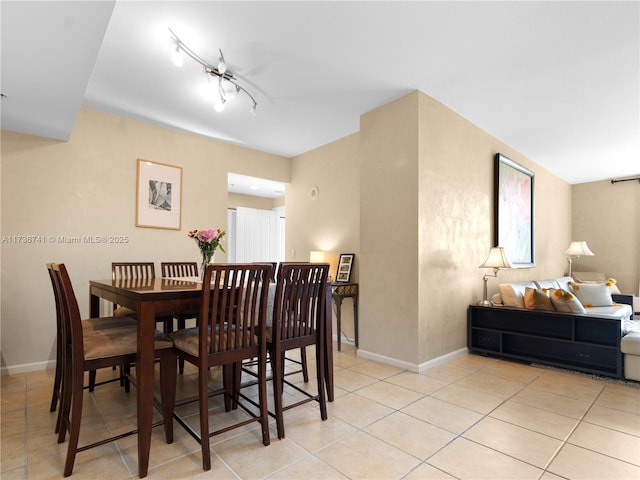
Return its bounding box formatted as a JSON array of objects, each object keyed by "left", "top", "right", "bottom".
[
  {"left": 309, "top": 250, "right": 326, "bottom": 263},
  {"left": 564, "top": 241, "right": 594, "bottom": 257},
  {"left": 480, "top": 247, "right": 512, "bottom": 269}
]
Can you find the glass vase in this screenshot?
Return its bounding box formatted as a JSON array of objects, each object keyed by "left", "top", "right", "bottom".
[{"left": 200, "top": 252, "right": 214, "bottom": 280}]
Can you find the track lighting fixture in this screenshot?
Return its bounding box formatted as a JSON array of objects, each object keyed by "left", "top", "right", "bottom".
[{"left": 169, "top": 28, "right": 257, "bottom": 115}]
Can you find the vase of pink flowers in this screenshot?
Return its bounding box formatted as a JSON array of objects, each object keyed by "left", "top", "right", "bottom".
[{"left": 187, "top": 228, "right": 226, "bottom": 279}]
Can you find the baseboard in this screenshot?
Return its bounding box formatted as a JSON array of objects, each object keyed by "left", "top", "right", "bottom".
[
  {"left": 356, "top": 347, "right": 468, "bottom": 373},
  {"left": 333, "top": 333, "right": 356, "bottom": 348},
  {"left": 1, "top": 359, "right": 55, "bottom": 376}
]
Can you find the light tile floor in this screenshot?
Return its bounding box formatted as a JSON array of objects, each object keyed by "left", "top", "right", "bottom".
[{"left": 2, "top": 346, "right": 639, "bottom": 479}]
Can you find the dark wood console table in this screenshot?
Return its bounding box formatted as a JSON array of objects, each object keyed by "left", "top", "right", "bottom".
[
  {"left": 468, "top": 305, "right": 623, "bottom": 378},
  {"left": 332, "top": 282, "right": 359, "bottom": 351}
]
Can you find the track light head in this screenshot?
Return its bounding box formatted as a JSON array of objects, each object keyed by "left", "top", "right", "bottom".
[
  {"left": 172, "top": 44, "right": 184, "bottom": 67},
  {"left": 217, "top": 48, "right": 227, "bottom": 74}
]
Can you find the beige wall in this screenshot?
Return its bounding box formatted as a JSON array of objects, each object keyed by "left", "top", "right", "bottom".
[
  {"left": 355, "top": 91, "right": 572, "bottom": 369},
  {"left": 1, "top": 107, "right": 289, "bottom": 371},
  {"left": 571, "top": 179, "right": 640, "bottom": 295}
]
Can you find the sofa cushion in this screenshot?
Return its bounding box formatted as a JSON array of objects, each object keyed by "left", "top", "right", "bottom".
[
  {"left": 534, "top": 279, "right": 559, "bottom": 290},
  {"left": 585, "top": 304, "right": 633, "bottom": 321},
  {"left": 621, "top": 331, "right": 640, "bottom": 355},
  {"left": 549, "top": 288, "right": 587, "bottom": 314},
  {"left": 569, "top": 282, "right": 614, "bottom": 307},
  {"left": 623, "top": 319, "right": 640, "bottom": 335},
  {"left": 572, "top": 271, "right": 606, "bottom": 283},
  {"left": 499, "top": 281, "right": 537, "bottom": 308},
  {"left": 554, "top": 276, "right": 574, "bottom": 292},
  {"left": 524, "top": 287, "right": 555, "bottom": 311}
]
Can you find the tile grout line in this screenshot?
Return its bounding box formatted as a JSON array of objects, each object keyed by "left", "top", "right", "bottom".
[
  {"left": 539, "top": 382, "right": 607, "bottom": 476},
  {"left": 23, "top": 374, "right": 29, "bottom": 480}
]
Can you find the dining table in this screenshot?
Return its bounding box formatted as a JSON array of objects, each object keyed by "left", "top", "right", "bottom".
[{"left": 89, "top": 276, "right": 334, "bottom": 478}]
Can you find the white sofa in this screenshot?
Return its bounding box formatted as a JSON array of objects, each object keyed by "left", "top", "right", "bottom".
[{"left": 494, "top": 276, "right": 640, "bottom": 381}]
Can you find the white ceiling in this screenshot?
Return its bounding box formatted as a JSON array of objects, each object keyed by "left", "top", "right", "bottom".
[
  {"left": 228, "top": 172, "right": 286, "bottom": 199},
  {"left": 1, "top": 1, "right": 638, "bottom": 187}
]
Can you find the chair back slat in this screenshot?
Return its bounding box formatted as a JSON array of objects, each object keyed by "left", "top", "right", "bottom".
[
  {"left": 52, "top": 263, "right": 85, "bottom": 363},
  {"left": 273, "top": 263, "right": 329, "bottom": 342},
  {"left": 200, "top": 263, "right": 273, "bottom": 356},
  {"left": 112, "top": 262, "right": 155, "bottom": 280},
  {"left": 47, "top": 263, "right": 64, "bottom": 341},
  {"left": 161, "top": 262, "right": 198, "bottom": 278}
]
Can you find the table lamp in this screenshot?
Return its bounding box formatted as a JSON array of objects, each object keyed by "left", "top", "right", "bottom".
[
  {"left": 309, "top": 250, "right": 326, "bottom": 263},
  {"left": 479, "top": 247, "right": 512, "bottom": 306},
  {"left": 564, "top": 241, "right": 594, "bottom": 277}
]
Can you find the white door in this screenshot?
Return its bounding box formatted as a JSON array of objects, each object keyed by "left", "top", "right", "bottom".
[
  {"left": 231, "top": 207, "right": 283, "bottom": 263},
  {"left": 235, "top": 207, "right": 257, "bottom": 262},
  {"left": 256, "top": 209, "right": 277, "bottom": 261}
]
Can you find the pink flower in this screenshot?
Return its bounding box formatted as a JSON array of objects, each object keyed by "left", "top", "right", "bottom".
[
  {"left": 188, "top": 228, "right": 226, "bottom": 255},
  {"left": 197, "top": 229, "right": 217, "bottom": 243}
]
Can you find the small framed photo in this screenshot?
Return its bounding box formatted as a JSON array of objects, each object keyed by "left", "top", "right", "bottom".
[
  {"left": 335, "top": 253, "right": 355, "bottom": 283},
  {"left": 136, "top": 159, "right": 182, "bottom": 230}
]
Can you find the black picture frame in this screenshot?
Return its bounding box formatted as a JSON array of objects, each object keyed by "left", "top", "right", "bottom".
[
  {"left": 494, "top": 153, "right": 535, "bottom": 268},
  {"left": 335, "top": 253, "right": 355, "bottom": 283}
]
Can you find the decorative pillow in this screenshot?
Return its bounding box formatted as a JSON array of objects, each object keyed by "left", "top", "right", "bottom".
[
  {"left": 549, "top": 288, "right": 587, "bottom": 314},
  {"left": 568, "top": 281, "right": 614, "bottom": 307},
  {"left": 499, "top": 281, "right": 537, "bottom": 308},
  {"left": 605, "top": 278, "right": 621, "bottom": 295},
  {"left": 524, "top": 287, "right": 555, "bottom": 311},
  {"left": 490, "top": 293, "right": 503, "bottom": 306}
]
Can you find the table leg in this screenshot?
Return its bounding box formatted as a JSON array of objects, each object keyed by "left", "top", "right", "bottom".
[
  {"left": 353, "top": 296, "right": 359, "bottom": 348},
  {"left": 334, "top": 296, "right": 343, "bottom": 351},
  {"left": 90, "top": 291, "right": 100, "bottom": 318},
  {"left": 137, "top": 302, "right": 155, "bottom": 478}
]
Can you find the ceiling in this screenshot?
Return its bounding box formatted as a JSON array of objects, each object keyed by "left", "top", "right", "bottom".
[{"left": 1, "top": 1, "right": 638, "bottom": 187}]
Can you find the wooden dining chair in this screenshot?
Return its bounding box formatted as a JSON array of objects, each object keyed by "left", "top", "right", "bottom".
[
  {"left": 52, "top": 263, "right": 176, "bottom": 477},
  {"left": 111, "top": 262, "right": 175, "bottom": 333},
  {"left": 111, "top": 261, "right": 156, "bottom": 281},
  {"left": 47, "top": 263, "right": 65, "bottom": 420},
  {"left": 161, "top": 261, "right": 200, "bottom": 373},
  {"left": 161, "top": 261, "right": 199, "bottom": 279},
  {"left": 46, "top": 263, "right": 137, "bottom": 432},
  {"left": 110, "top": 262, "right": 156, "bottom": 318},
  {"left": 243, "top": 261, "right": 310, "bottom": 384},
  {"left": 267, "top": 262, "right": 329, "bottom": 439},
  {"left": 160, "top": 261, "right": 200, "bottom": 331},
  {"left": 169, "top": 263, "right": 273, "bottom": 471}
]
